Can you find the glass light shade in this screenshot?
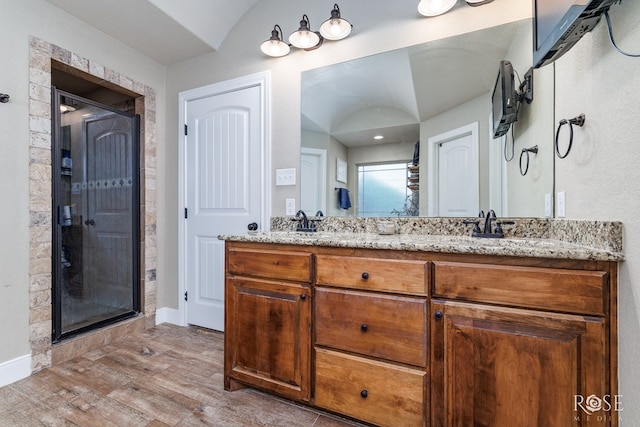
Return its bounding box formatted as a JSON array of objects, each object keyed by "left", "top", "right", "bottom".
[
  {"left": 289, "top": 15, "right": 321, "bottom": 49},
  {"left": 319, "top": 4, "right": 352, "bottom": 41},
  {"left": 289, "top": 29, "right": 320, "bottom": 49},
  {"left": 319, "top": 18, "right": 352, "bottom": 40},
  {"left": 260, "top": 39, "right": 290, "bottom": 57},
  {"left": 418, "top": 0, "right": 457, "bottom": 17},
  {"left": 260, "top": 25, "right": 290, "bottom": 57}
]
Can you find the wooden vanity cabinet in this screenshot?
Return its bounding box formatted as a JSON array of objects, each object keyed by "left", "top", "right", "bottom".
[
  {"left": 224, "top": 245, "right": 313, "bottom": 402},
  {"left": 224, "top": 242, "right": 618, "bottom": 427},
  {"left": 430, "top": 260, "right": 615, "bottom": 427}
]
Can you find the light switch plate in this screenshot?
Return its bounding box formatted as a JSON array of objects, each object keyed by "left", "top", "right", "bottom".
[
  {"left": 544, "top": 193, "right": 552, "bottom": 217},
  {"left": 557, "top": 191, "right": 566, "bottom": 218},
  {"left": 285, "top": 198, "right": 296, "bottom": 215},
  {"left": 276, "top": 168, "right": 296, "bottom": 186}
]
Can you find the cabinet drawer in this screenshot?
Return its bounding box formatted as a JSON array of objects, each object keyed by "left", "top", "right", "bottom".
[
  {"left": 315, "top": 288, "right": 427, "bottom": 366},
  {"left": 315, "top": 348, "right": 426, "bottom": 427},
  {"left": 227, "top": 247, "right": 312, "bottom": 283},
  {"left": 316, "top": 255, "right": 427, "bottom": 295},
  {"left": 432, "top": 261, "right": 607, "bottom": 315}
]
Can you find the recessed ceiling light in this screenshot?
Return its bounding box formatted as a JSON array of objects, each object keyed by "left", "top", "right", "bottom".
[{"left": 374, "top": 135, "right": 384, "bottom": 140}]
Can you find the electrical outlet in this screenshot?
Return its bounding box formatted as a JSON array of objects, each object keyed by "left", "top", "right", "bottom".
[
  {"left": 544, "top": 193, "right": 552, "bottom": 218},
  {"left": 557, "top": 191, "right": 566, "bottom": 218},
  {"left": 286, "top": 198, "right": 296, "bottom": 215},
  {"left": 276, "top": 168, "right": 296, "bottom": 186}
]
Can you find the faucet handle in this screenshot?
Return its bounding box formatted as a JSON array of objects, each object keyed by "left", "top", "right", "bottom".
[
  {"left": 463, "top": 220, "right": 481, "bottom": 235},
  {"left": 494, "top": 221, "right": 515, "bottom": 236}
]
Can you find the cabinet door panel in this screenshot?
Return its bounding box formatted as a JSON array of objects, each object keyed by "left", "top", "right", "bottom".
[
  {"left": 225, "top": 277, "right": 311, "bottom": 401},
  {"left": 431, "top": 301, "right": 606, "bottom": 427}
]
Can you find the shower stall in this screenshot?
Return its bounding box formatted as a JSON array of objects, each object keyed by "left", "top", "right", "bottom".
[{"left": 52, "top": 88, "right": 141, "bottom": 342}]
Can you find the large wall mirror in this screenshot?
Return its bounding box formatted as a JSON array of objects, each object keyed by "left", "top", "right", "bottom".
[{"left": 301, "top": 18, "right": 555, "bottom": 218}]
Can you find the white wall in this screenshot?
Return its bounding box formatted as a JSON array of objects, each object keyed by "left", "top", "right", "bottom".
[
  {"left": 553, "top": 2, "right": 640, "bottom": 420},
  {"left": 0, "top": 0, "right": 165, "bottom": 368},
  {"left": 163, "top": 0, "right": 531, "bottom": 308}
]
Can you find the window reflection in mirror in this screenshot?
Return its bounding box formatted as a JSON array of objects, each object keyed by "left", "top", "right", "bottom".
[
  {"left": 358, "top": 162, "right": 418, "bottom": 217},
  {"left": 301, "top": 18, "right": 555, "bottom": 218}
]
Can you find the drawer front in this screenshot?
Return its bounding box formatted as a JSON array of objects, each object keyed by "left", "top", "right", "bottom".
[
  {"left": 314, "top": 348, "right": 426, "bottom": 427},
  {"left": 227, "top": 247, "right": 312, "bottom": 283},
  {"left": 316, "top": 255, "right": 427, "bottom": 295},
  {"left": 315, "top": 288, "right": 427, "bottom": 366},
  {"left": 433, "top": 261, "right": 607, "bottom": 315}
]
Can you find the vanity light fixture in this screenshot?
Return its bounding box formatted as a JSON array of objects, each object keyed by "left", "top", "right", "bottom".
[
  {"left": 289, "top": 14, "right": 323, "bottom": 50},
  {"left": 418, "top": 0, "right": 494, "bottom": 17},
  {"left": 319, "top": 4, "right": 352, "bottom": 41},
  {"left": 260, "top": 25, "right": 291, "bottom": 57},
  {"left": 465, "top": 0, "right": 494, "bottom": 5},
  {"left": 418, "top": 0, "right": 457, "bottom": 17}
]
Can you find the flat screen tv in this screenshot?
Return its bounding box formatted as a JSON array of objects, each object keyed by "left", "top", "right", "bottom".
[
  {"left": 533, "top": 0, "right": 619, "bottom": 68},
  {"left": 491, "top": 60, "right": 517, "bottom": 139}
]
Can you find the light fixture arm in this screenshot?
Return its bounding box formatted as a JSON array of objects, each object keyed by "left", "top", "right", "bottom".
[
  {"left": 298, "top": 14, "right": 312, "bottom": 32},
  {"left": 271, "top": 25, "right": 284, "bottom": 41},
  {"left": 330, "top": 4, "right": 341, "bottom": 19}
]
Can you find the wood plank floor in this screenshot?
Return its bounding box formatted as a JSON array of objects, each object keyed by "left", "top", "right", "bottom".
[{"left": 0, "top": 324, "right": 366, "bottom": 426}]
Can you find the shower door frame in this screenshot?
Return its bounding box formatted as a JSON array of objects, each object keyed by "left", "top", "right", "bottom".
[{"left": 51, "top": 88, "right": 142, "bottom": 343}]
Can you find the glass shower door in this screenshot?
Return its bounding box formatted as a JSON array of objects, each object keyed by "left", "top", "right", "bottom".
[{"left": 52, "top": 89, "right": 140, "bottom": 341}]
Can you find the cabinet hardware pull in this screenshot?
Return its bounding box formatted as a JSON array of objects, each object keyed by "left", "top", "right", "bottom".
[
  {"left": 300, "top": 293, "right": 307, "bottom": 300},
  {"left": 360, "top": 389, "right": 368, "bottom": 398},
  {"left": 361, "top": 272, "right": 369, "bottom": 280},
  {"left": 435, "top": 311, "right": 443, "bottom": 319},
  {"left": 360, "top": 324, "right": 368, "bottom": 332}
]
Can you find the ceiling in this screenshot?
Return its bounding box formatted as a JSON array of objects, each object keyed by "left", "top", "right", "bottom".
[
  {"left": 45, "top": 0, "right": 258, "bottom": 65},
  {"left": 44, "top": 1, "right": 526, "bottom": 148}
]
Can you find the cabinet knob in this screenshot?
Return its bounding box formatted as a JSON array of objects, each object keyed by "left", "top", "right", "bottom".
[
  {"left": 360, "top": 389, "right": 368, "bottom": 398},
  {"left": 247, "top": 222, "right": 258, "bottom": 231},
  {"left": 360, "top": 324, "right": 368, "bottom": 332},
  {"left": 435, "top": 311, "right": 443, "bottom": 319},
  {"left": 300, "top": 293, "right": 307, "bottom": 300},
  {"left": 361, "top": 272, "right": 369, "bottom": 280}
]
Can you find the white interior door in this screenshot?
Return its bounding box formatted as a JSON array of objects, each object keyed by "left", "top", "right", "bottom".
[
  {"left": 182, "top": 74, "right": 268, "bottom": 331},
  {"left": 300, "top": 147, "right": 327, "bottom": 215},
  {"left": 428, "top": 122, "right": 479, "bottom": 217}
]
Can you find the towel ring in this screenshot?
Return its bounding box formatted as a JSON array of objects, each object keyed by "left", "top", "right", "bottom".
[
  {"left": 0, "top": 93, "right": 10, "bottom": 103},
  {"left": 555, "top": 114, "right": 585, "bottom": 159},
  {"left": 519, "top": 145, "right": 538, "bottom": 176}
]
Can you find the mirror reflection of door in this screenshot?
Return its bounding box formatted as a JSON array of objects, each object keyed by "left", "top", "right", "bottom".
[
  {"left": 53, "top": 88, "right": 140, "bottom": 342},
  {"left": 300, "top": 148, "right": 327, "bottom": 215},
  {"left": 428, "top": 122, "right": 479, "bottom": 217}
]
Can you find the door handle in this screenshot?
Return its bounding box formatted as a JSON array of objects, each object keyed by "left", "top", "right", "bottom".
[{"left": 84, "top": 219, "right": 95, "bottom": 226}]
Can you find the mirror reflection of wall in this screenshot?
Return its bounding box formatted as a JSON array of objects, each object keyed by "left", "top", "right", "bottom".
[{"left": 301, "top": 18, "right": 555, "bottom": 218}]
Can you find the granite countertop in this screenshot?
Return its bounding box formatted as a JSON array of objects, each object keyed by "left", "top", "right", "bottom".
[{"left": 218, "top": 231, "right": 625, "bottom": 262}]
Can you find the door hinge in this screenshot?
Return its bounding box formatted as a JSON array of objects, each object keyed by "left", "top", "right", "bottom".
[
  {"left": 184, "top": 291, "right": 188, "bottom": 302},
  {"left": 184, "top": 208, "right": 188, "bottom": 219},
  {"left": 184, "top": 124, "right": 188, "bottom": 135}
]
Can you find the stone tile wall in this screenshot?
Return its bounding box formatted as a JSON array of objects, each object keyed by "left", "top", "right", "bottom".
[{"left": 28, "top": 37, "right": 157, "bottom": 371}]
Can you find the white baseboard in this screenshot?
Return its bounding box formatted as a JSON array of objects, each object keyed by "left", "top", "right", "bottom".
[
  {"left": 155, "top": 307, "right": 183, "bottom": 326},
  {"left": 0, "top": 354, "right": 31, "bottom": 387}
]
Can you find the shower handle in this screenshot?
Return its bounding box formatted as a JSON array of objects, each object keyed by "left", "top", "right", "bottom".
[{"left": 84, "top": 219, "right": 95, "bottom": 226}]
